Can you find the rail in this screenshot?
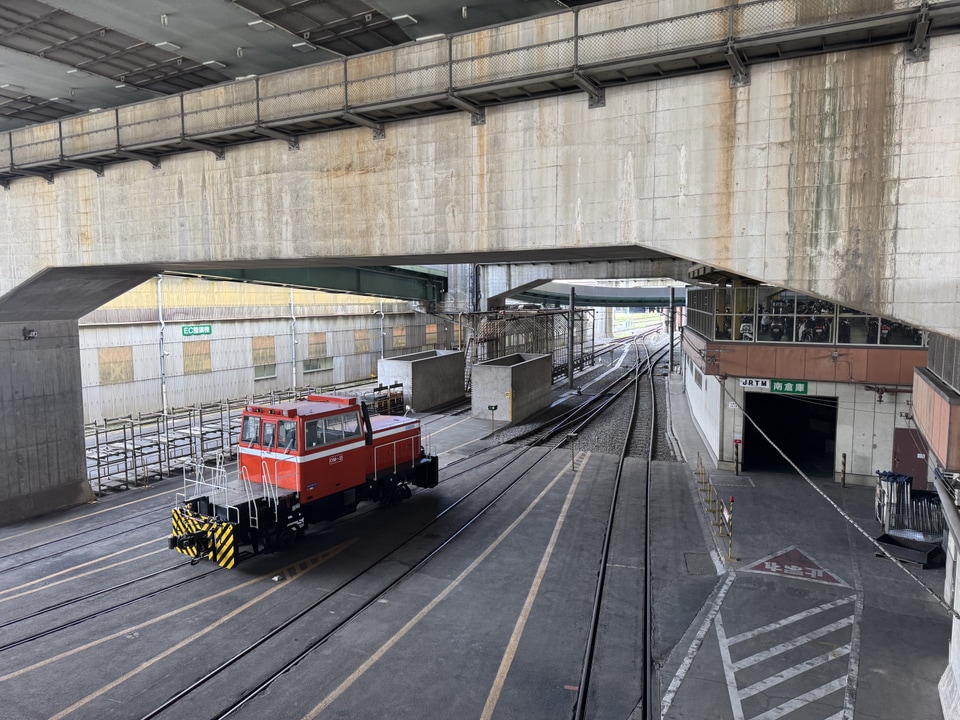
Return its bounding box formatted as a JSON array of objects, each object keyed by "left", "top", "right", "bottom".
[{"left": 3, "top": 0, "right": 950, "bottom": 186}]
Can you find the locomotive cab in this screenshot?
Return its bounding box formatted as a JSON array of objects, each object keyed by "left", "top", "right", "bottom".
[{"left": 170, "top": 393, "right": 438, "bottom": 567}]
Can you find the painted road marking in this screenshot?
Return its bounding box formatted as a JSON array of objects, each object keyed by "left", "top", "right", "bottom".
[
  {"left": 752, "top": 677, "right": 847, "bottom": 720},
  {"left": 481, "top": 450, "right": 588, "bottom": 720},
  {"left": 725, "top": 595, "right": 854, "bottom": 645},
  {"left": 741, "top": 546, "right": 849, "bottom": 587},
  {"left": 716, "top": 594, "right": 858, "bottom": 720},
  {"left": 738, "top": 646, "right": 851, "bottom": 699},
  {"left": 1, "top": 540, "right": 357, "bottom": 716},
  {"left": 0, "top": 538, "right": 166, "bottom": 600},
  {"left": 731, "top": 617, "right": 854, "bottom": 671},
  {"left": 301, "top": 453, "right": 592, "bottom": 720},
  {"left": 661, "top": 571, "right": 737, "bottom": 717},
  {"left": 0, "top": 489, "right": 179, "bottom": 543}
]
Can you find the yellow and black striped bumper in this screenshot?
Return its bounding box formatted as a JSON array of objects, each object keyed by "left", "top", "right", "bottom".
[{"left": 170, "top": 506, "right": 238, "bottom": 569}]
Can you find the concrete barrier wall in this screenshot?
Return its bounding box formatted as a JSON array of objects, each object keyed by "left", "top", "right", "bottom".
[
  {"left": 471, "top": 353, "right": 552, "bottom": 423},
  {"left": 378, "top": 350, "right": 465, "bottom": 412},
  {"left": 0, "top": 320, "right": 93, "bottom": 525}
]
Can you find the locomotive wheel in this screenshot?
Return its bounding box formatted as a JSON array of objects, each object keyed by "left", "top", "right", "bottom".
[
  {"left": 275, "top": 527, "right": 296, "bottom": 552},
  {"left": 380, "top": 475, "right": 404, "bottom": 506}
]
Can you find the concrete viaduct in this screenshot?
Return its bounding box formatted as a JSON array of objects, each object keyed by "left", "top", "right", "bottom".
[{"left": 1, "top": 0, "right": 959, "bottom": 521}]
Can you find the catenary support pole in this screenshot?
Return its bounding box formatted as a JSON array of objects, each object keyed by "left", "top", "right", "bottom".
[{"left": 568, "top": 287, "right": 576, "bottom": 389}]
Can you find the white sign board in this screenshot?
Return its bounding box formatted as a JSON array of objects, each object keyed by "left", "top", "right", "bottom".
[{"left": 739, "top": 378, "right": 769, "bottom": 389}]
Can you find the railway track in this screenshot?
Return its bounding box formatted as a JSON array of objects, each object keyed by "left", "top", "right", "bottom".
[
  {"left": 141, "top": 333, "right": 672, "bottom": 719},
  {"left": 1, "top": 329, "right": 676, "bottom": 720}
]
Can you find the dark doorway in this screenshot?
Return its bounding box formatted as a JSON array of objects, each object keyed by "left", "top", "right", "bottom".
[{"left": 742, "top": 393, "right": 838, "bottom": 476}]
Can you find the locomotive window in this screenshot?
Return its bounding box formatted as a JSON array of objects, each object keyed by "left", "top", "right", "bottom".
[
  {"left": 305, "top": 419, "right": 323, "bottom": 449},
  {"left": 323, "top": 413, "right": 362, "bottom": 444},
  {"left": 341, "top": 412, "right": 361, "bottom": 439},
  {"left": 241, "top": 416, "right": 260, "bottom": 444},
  {"left": 262, "top": 422, "right": 276, "bottom": 449},
  {"left": 277, "top": 420, "right": 298, "bottom": 451}
]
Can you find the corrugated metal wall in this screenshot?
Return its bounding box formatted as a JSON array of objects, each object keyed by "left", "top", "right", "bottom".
[{"left": 79, "top": 277, "right": 456, "bottom": 423}]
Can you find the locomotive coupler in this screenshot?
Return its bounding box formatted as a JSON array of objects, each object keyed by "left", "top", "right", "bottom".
[{"left": 168, "top": 530, "right": 210, "bottom": 555}]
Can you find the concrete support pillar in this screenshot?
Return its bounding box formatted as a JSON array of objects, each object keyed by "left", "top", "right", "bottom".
[{"left": 0, "top": 320, "right": 93, "bottom": 525}]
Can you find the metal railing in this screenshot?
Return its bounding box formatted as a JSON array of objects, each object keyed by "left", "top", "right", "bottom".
[{"left": 2, "top": 0, "right": 938, "bottom": 177}]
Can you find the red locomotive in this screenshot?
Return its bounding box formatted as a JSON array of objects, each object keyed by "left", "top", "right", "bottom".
[{"left": 169, "top": 394, "right": 439, "bottom": 568}]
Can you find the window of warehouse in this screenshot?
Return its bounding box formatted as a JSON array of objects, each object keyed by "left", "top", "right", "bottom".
[
  {"left": 304, "top": 332, "right": 333, "bottom": 373},
  {"left": 393, "top": 326, "right": 406, "bottom": 350},
  {"left": 425, "top": 323, "right": 438, "bottom": 348},
  {"left": 253, "top": 336, "right": 276, "bottom": 379},
  {"left": 354, "top": 329, "right": 371, "bottom": 354},
  {"left": 183, "top": 340, "right": 211, "bottom": 375},
  {"left": 98, "top": 346, "right": 134, "bottom": 385}
]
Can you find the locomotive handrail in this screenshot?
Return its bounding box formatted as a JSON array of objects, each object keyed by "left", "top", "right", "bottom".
[
  {"left": 239, "top": 465, "right": 260, "bottom": 530},
  {"left": 260, "top": 459, "right": 279, "bottom": 510},
  {"left": 177, "top": 452, "right": 246, "bottom": 525},
  {"left": 271, "top": 453, "right": 299, "bottom": 492},
  {"left": 372, "top": 436, "right": 420, "bottom": 480}
]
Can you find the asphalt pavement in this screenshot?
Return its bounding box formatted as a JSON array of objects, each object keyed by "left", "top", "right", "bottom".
[{"left": 656, "top": 371, "right": 950, "bottom": 720}]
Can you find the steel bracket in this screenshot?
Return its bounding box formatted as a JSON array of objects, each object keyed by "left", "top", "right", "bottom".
[
  {"left": 446, "top": 94, "right": 486, "bottom": 125},
  {"left": 61, "top": 159, "right": 104, "bottom": 177},
  {"left": 906, "top": 6, "right": 931, "bottom": 63},
  {"left": 572, "top": 72, "right": 605, "bottom": 108},
  {"left": 181, "top": 139, "right": 226, "bottom": 160},
  {"left": 725, "top": 42, "right": 750, "bottom": 87},
  {"left": 256, "top": 126, "right": 300, "bottom": 150},
  {"left": 116, "top": 150, "right": 161, "bottom": 169},
  {"left": 11, "top": 167, "right": 53, "bottom": 184},
  {"left": 343, "top": 112, "right": 385, "bottom": 139}
]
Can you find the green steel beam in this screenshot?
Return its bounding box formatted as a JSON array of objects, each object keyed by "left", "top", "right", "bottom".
[{"left": 185, "top": 266, "right": 446, "bottom": 302}]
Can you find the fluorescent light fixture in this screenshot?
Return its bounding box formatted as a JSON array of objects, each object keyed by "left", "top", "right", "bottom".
[
  {"left": 291, "top": 41, "right": 316, "bottom": 52},
  {"left": 203, "top": 60, "right": 227, "bottom": 69},
  {"left": 247, "top": 19, "right": 274, "bottom": 32},
  {"left": 67, "top": 68, "right": 91, "bottom": 78},
  {"left": 235, "top": 74, "right": 257, "bottom": 81},
  {"left": 392, "top": 14, "right": 417, "bottom": 26},
  {"left": 115, "top": 83, "right": 138, "bottom": 92},
  {"left": 88, "top": 108, "right": 102, "bottom": 112},
  {"left": 155, "top": 41, "right": 181, "bottom": 52},
  {"left": 49, "top": 97, "right": 72, "bottom": 104},
  {"left": 0, "top": 84, "right": 23, "bottom": 92},
  {"left": 416, "top": 34, "right": 444, "bottom": 42}
]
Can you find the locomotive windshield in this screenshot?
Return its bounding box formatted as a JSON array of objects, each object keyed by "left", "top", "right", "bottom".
[
  {"left": 241, "top": 415, "right": 260, "bottom": 444},
  {"left": 240, "top": 414, "right": 297, "bottom": 450},
  {"left": 262, "top": 422, "right": 276, "bottom": 449},
  {"left": 277, "top": 419, "right": 297, "bottom": 451}
]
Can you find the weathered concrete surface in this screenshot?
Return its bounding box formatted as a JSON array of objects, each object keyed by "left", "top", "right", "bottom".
[
  {"left": 1, "top": 40, "right": 957, "bottom": 336},
  {"left": 3, "top": 33, "right": 960, "bottom": 523},
  {"left": 377, "top": 350, "right": 466, "bottom": 411},
  {"left": 0, "top": 320, "right": 93, "bottom": 525},
  {"left": 471, "top": 353, "right": 552, "bottom": 423}
]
